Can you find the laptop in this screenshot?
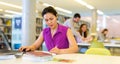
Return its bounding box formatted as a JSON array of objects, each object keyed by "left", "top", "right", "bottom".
[{"left": 0, "top": 29, "right": 19, "bottom": 55}]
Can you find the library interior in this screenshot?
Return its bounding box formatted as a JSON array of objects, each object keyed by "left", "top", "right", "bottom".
[{"left": 0, "top": 0, "right": 120, "bottom": 64}]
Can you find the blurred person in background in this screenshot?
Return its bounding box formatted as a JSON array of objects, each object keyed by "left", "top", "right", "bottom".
[
  {"left": 78, "top": 24, "right": 93, "bottom": 53},
  {"left": 78, "top": 24, "right": 92, "bottom": 42},
  {"left": 98, "top": 28, "right": 109, "bottom": 42},
  {"left": 64, "top": 13, "right": 82, "bottom": 43}
]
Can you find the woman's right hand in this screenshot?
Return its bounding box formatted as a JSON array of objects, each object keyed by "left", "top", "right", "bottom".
[{"left": 19, "top": 46, "right": 35, "bottom": 52}]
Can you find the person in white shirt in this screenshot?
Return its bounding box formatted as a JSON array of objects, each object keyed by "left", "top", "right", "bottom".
[{"left": 64, "top": 13, "right": 81, "bottom": 43}]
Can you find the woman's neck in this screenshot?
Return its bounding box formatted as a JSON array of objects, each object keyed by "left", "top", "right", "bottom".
[
  {"left": 51, "top": 24, "right": 58, "bottom": 31},
  {"left": 51, "top": 24, "right": 58, "bottom": 37}
]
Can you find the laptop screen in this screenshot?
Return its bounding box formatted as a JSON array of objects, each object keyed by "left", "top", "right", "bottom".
[{"left": 0, "top": 29, "right": 11, "bottom": 50}]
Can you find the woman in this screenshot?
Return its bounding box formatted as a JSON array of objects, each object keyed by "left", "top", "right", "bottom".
[
  {"left": 19, "top": 6, "right": 78, "bottom": 54},
  {"left": 78, "top": 24, "right": 91, "bottom": 42},
  {"left": 98, "top": 28, "right": 108, "bottom": 42},
  {"left": 78, "top": 24, "right": 91, "bottom": 53}
]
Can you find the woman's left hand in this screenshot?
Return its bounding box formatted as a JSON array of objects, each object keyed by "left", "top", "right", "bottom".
[{"left": 50, "top": 46, "right": 60, "bottom": 54}]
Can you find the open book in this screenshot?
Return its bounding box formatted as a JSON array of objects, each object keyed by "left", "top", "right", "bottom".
[{"left": 22, "top": 51, "right": 55, "bottom": 62}]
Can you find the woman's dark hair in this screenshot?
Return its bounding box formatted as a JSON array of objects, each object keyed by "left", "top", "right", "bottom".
[
  {"left": 42, "top": 6, "right": 57, "bottom": 17},
  {"left": 73, "top": 13, "right": 81, "bottom": 18},
  {"left": 102, "top": 29, "right": 108, "bottom": 33},
  {"left": 102, "top": 28, "right": 108, "bottom": 36},
  {"left": 78, "top": 24, "right": 88, "bottom": 38}
]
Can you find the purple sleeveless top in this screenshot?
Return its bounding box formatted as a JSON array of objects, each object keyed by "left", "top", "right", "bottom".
[{"left": 43, "top": 24, "right": 69, "bottom": 51}]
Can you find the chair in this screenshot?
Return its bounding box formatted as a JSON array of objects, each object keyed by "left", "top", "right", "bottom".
[
  {"left": 89, "top": 41, "right": 105, "bottom": 48},
  {"left": 85, "top": 48, "right": 111, "bottom": 56}
]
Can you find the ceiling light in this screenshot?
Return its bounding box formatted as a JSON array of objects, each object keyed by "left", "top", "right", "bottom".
[
  {"left": 43, "top": 3, "right": 53, "bottom": 7},
  {"left": 86, "top": 5, "right": 94, "bottom": 9},
  {"left": 43, "top": 3, "right": 72, "bottom": 14},
  {"left": 4, "top": 14, "right": 14, "bottom": 18},
  {"left": 5, "top": 10, "right": 22, "bottom": 15},
  {"left": 55, "top": 7, "right": 72, "bottom": 14},
  {"left": 75, "top": 0, "right": 94, "bottom": 9},
  {"left": 0, "top": 1, "right": 22, "bottom": 9},
  {"left": 97, "top": 10, "right": 104, "bottom": 15},
  {"left": 75, "top": 0, "right": 87, "bottom": 5}
]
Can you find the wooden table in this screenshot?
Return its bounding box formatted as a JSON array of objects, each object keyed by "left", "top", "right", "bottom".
[
  {"left": 0, "top": 54, "right": 120, "bottom": 64},
  {"left": 78, "top": 43, "right": 120, "bottom": 55},
  {"left": 77, "top": 43, "right": 120, "bottom": 48}
]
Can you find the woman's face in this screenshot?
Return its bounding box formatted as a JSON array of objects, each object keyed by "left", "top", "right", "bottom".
[
  {"left": 81, "top": 25, "right": 87, "bottom": 32},
  {"left": 104, "top": 31, "right": 108, "bottom": 35},
  {"left": 43, "top": 13, "right": 57, "bottom": 29}
]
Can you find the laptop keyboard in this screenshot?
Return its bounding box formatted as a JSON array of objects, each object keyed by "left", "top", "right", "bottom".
[{"left": 0, "top": 50, "right": 20, "bottom": 55}]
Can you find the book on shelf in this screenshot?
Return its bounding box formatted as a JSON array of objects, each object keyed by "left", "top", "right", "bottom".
[
  {"left": 0, "top": 18, "right": 12, "bottom": 33},
  {"left": 36, "top": 18, "right": 43, "bottom": 26},
  {"left": 36, "top": 27, "right": 42, "bottom": 34},
  {"left": 36, "top": 18, "right": 43, "bottom": 35}
]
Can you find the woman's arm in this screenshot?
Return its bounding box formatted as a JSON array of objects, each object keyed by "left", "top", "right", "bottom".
[
  {"left": 32, "top": 31, "right": 44, "bottom": 49},
  {"left": 59, "top": 28, "right": 79, "bottom": 54},
  {"left": 19, "top": 31, "right": 44, "bottom": 51}
]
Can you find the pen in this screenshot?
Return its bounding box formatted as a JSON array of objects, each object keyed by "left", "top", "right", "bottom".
[
  {"left": 22, "top": 48, "right": 31, "bottom": 56},
  {"left": 22, "top": 48, "right": 26, "bottom": 56}
]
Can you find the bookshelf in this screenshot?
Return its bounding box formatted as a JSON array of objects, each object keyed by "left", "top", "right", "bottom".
[
  {"left": 0, "top": 17, "right": 43, "bottom": 41},
  {"left": 36, "top": 18, "right": 43, "bottom": 39},
  {"left": 0, "top": 17, "right": 12, "bottom": 43}
]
